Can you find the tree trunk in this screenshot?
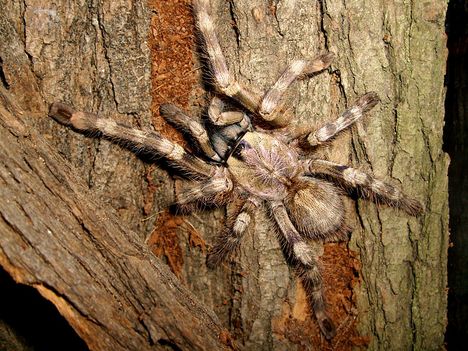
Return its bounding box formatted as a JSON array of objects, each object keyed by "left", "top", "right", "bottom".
[{"left": 0, "top": 0, "right": 448, "bottom": 351}]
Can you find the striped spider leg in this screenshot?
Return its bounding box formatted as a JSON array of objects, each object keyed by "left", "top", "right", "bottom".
[
  {"left": 206, "top": 196, "right": 259, "bottom": 268},
  {"left": 49, "top": 101, "right": 241, "bottom": 216},
  {"left": 303, "top": 159, "right": 423, "bottom": 215},
  {"left": 48, "top": 102, "right": 219, "bottom": 182},
  {"left": 270, "top": 199, "right": 339, "bottom": 339},
  {"left": 193, "top": 0, "right": 334, "bottom": 127}
]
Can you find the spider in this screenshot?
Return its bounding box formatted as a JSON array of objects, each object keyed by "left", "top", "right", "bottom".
[{"left": 49, "top": 0, "right": 422, "bottom": 340}]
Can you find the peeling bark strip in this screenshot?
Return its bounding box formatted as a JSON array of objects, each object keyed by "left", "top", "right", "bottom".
[{"left": 0, "top": 96, "right": 234, "bottom": 350}]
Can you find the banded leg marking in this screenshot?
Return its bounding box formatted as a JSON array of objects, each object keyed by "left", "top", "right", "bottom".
[
  {"left": 307, "top": 92, "right": 380, "bottom": 147},
  {"left": 175, "top": 174, "right": 233, "bottom": 206},
  {"left": 304, "top": 159, "right": 423, "bottom": 215},
  {"left": 207, "top": 96, "right": 246, "bottom": 126},
  {"left": 193, "top": 0, "right": 268, "bottom": 121},
  {"left": 159, "top": 103, "right": 221, "bottom": 162},
  {"left": 270, "top": 200, "right": 336, "bottom": 340},
  {"left": 270, "top": 201, "right": 315, "bottom": 266},
  {"left": 260, "top": 53, "right": 334, "bottom": 117},
  {"left": 295, "top": 261, "right": 336, "bottom": 340},
  {"left": 206, "top": 197, "right": 259, "bottom": 268},
  {"left": 49, "top": 102, "right": 216, "bottom": 178}
]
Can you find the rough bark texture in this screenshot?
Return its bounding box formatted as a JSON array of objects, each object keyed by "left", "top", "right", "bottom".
[
  {"left": 0, "top": 0, "right": 448, "bottom": 350},
  {"left": 0, "top": 0, "right": 232, "bottom": 350},
  {"left": 0, "top": 89, "right": 235, "bottom": 350},
  {"left": 192, "top": 1, "right": 449, "bottom": 350}
]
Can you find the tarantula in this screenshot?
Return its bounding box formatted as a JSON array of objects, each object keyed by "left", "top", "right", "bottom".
[{"left": 49, "top": 0, "right": 422, "bottom": 340}]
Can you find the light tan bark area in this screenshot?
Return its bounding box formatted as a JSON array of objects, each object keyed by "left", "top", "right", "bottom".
[{"left": 0, "top": 0, "right": 448, "bottom": 350}]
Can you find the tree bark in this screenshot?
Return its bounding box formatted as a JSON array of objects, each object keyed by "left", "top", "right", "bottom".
[
  {"left": 0, "top": 0, "right": 448, "bottom": 351},
  {"left": 0, "top": 0, "right": 232, "bottom": 350},
  {"left": 197, "top": 1, "right": 449, "bottom": 350},
  {"left": 0, "top": 90, "right": 234, "bottom": 350}
]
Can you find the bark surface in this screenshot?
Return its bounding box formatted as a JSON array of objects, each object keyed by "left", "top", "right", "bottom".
[
  {"left": 0, "top": 0, "right": 232, "bottom": 350},
  {"left": 0, "top": 87, "right": 234, "bottom": 350},
  {"left": 0, "top": 0, "right": 448, "bottom": 350}
]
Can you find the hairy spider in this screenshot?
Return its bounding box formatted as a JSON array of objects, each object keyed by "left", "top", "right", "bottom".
[{"left": 49, "top": 0, "right": 422, "bottom": 340}]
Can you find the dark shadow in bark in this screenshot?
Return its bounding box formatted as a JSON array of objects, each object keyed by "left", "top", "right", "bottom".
[
  {"left": 0, "top": 267, "right": 89, "bottom": 351},
  {"left": 444, "top": 0, "right": 468, "bottom": 348}
]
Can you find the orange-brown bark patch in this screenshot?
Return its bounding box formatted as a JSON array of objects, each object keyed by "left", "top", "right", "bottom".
[
  {"left": 272, "top": 243, "right": 368, "bottom": 350},
  {"left": 147, "top": 210, "right": 205, "bottom": 278},
  {"left": 147, "top": 211, "right": 185, "bottom": 277},
  {"left": 318, "top": 243, "right": 368, "bottom": 350},
  {"left": 145, "top": 1, "right": 205, "bottom": 277},
  {"left": 148, "top": 0, "right": 200, "bottom": 143}
]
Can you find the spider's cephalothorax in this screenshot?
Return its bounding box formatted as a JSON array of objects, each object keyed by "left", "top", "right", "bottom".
[{"left": 49, "top": 0, "right": 423, "bottom": 340}]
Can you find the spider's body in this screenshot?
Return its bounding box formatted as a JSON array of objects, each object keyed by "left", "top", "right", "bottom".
[
  {"left": 229, "top": 132, "right": 299, "bottom": 199},
  {"left": 49, "top": 0, "right": 422, "bottom": 340}
]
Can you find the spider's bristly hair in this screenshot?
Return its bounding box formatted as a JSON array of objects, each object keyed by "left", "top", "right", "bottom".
[
  {"left": 159, "top": 103, "right": 222, "bottom": 162},
  {"left": 271, "top": 201, "right": 336, "bottom": 340},
  {"left": 295, "top": 260, "right": 336, "bottom": 340},
  {"left": 49, "top": 0, "right": 424, "bottom": 342},
  {"left": 284, "top": 177, "right": 349, "bottom": 240},
  {"left": 207, "top": 96, "right": 246, "bottom": 126},
  {"left": 206, "top": 196, "right": 258, "bottom": 268},
  {"left": 49, "top": 102, "right": 75, "bottom": 126},
  {"left": 193, "top": 0, "right": 238, "bottom": 95},
  {"left": 208, "top": 121, "right": 250, "bottom": 162},
  {"left": 260, "top": 53, "right": 335, "bottom": 118},
  {"left": 49, "top": 102, "right": 216, "bottom": 179},
  {"left": 307, "top": 92, "right": 380, "bottom": 147},
  {"left": 175, "top": 174, "right": 233, "bottom": 208},
  {"left": 304, "top": 159, "right": 424, "bottom": 215},
  {"left": 206, "top": 210, "right": 251, "bottom": 267}
]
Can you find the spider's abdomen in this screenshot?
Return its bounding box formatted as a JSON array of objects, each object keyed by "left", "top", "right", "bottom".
[
  {"left": 227, "top": 132, "right": 299, "bottom": 200},
  {"left": 284, "top": 177, "right": 347, "bottom": 240}
]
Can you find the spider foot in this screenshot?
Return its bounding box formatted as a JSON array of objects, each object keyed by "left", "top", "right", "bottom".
[
  {"left": 49, "top": 102, "right": 75, "bottom": 126},
  {"left": 206, "top": 235, "right": 241, "bottom": 269},
  {"left": 317, "top": 315, "right": 337, "bottom": 340},
  {"left": 206, "top": 251, "right": 220, "bottom": 269}
]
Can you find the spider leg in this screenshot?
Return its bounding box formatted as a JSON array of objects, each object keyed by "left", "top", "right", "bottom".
[
  {"left": 159, "top": 103, "right": 221, "bottom": 162},
  {"left": 175, "top": 171, "right": 233, "bottom": 208},
  {"left": 259, "top": 54, "right": 334, "bottom": 124},
  {"left": 206, "top": 96, "right": 251, "bottom": 160},
  {"left": 207, "top": 96, "right": 246, "bottom": 126},
  {"left": 206, "top": 197, "right": 259, "bottom": 268},
  {"left": 195, "top": 0, "right": 333, "bottom": 128},
  {"left": 303, "top": 159, "right": 423, "bottom": 215},
  {"left": 270, "top": 201, "right": 336, "bottom": 340},
  {"left": 49, "top": 102, "right": 217, "bottom": 178},
  {"left": 194, "top": 0, "right": 263, "bottom": 112},
  {"left": 303, "top": 92, "right": 380, "bottom": 147}
]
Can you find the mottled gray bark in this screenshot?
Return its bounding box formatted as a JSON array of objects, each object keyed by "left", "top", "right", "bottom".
[
  {"left": 0, "top": 0, "right": 448, "bottom": 350},
  {"left": 0, "top": 91, "right": 234, "bottom": 350}
]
